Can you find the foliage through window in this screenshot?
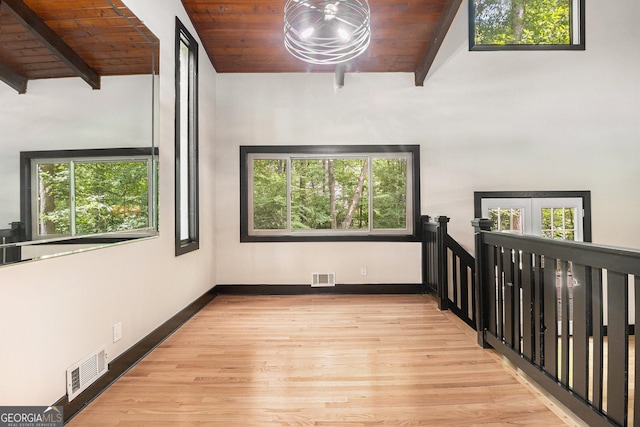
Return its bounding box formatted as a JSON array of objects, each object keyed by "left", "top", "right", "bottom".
[
  {"left": 241, "top": 146, "right": 420, "bottom": 242},
  {"left": 541, "top": 207, "right": 576, "bottom": 240},
  {"left": 22, "top": 150, "right": 156, "bottom": 240},
  {"left": 470, "top": 0, "right": 585, "bottom": 50},
  {"left": 488, "top": 207, "right": 523, "bottom": 234}
]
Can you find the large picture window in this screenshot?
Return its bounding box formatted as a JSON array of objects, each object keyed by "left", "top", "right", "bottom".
[
  {"left": 175, "top": 18, "right": 199, "bottom": 255},
  {"left": 469, "top": 0, "right": 585, "bottom": 50},
  {"left": 241, "top": 145, "right": 421, "bottom": 242},
  {"left": 21, "top": 148, "right": 156, "bottom": 241}
]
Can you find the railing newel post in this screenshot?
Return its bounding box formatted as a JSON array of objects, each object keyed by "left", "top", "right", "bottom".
[
  {"left": 420, "top": 215, "right": 431, "bottom": 294},
  {"left": 472, "top": 218, "right": 493, "bottom": 348},
  {"left": 435, "top": 216, "right": 450, "bottom": 311}
]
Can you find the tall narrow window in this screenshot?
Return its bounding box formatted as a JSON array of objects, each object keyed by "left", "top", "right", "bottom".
[{"left": 175, "top": 18, "right": 199, "bottom": 255}]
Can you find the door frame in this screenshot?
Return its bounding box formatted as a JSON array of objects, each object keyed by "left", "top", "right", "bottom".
[{"left": 473, "top": 191, "right": 592, "bottom": 243}]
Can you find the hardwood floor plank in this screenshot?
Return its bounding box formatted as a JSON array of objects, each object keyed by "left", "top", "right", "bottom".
[{"left": 68, "top": 295, "right": 572, "bottom": 426}]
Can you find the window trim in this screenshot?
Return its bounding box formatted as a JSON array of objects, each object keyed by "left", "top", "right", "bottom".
[
  {"left": 473, "top": 190, "right": 591, "bottom": 242},
  {"left": 20, "top": 147, "right": 157, "bottom": 242},
  {"left": 174, "top": 18, "right": 199, "bottom": 256},
  {"left": 469, "top": 0, "right": 586, "bottom": 51},
  {"left": 240, "top": 145, "right": 421, "bottom": 242}
]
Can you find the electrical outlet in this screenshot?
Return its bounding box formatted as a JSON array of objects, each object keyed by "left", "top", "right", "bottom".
[
  {"left": 113, "top": 322, "right": 122, "bottom": 343},
  {"left": 360, "top": 266, "right": 367, "bottom": 276}
]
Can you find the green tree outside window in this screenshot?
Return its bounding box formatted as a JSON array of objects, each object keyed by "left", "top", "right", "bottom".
[
  {"left": 471, "top": 0, "right": 583, "bottom": 48},
  {"left": 251, "top": 155, "right": 410, "bottom": 234},
  {"left": 36, "top": 159, "right": 152, "bottom": 237}
]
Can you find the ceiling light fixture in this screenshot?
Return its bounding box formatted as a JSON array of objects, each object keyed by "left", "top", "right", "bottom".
[{"left": 284, "top": 0, "right": 371, "bottom": 65}]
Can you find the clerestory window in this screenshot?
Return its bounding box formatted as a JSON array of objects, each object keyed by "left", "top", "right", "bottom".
[
  {"left": 469, "top": 0, "right": 585, "bottom": 50},
  {"left": 240, "top": 145, "right": 421, "bottom": 242}
]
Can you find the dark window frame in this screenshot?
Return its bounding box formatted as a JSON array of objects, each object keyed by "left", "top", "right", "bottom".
[
  {"left": 20, "top": 147, "right": 157, "bottom": 243},
  {"left": 473, "top": 190, "right": 591, "bottom": 242},
  {"left": 174, "top": 18, "right": 200, "bottom": 256},
  {"left": 469, "top": 0, "right": 586, "bottom": 51},
  {"left": 240, "top": 145, "right": 421, "bottom": 243}
]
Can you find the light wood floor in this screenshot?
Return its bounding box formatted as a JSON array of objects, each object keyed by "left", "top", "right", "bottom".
[{"left": 69, "top": 294, "right": 580, "bottom": 426}]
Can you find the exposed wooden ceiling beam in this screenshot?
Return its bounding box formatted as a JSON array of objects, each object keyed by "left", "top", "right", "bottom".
[
  {"left": 0, "top": 60, "right": 27, "bottom": 93},
  {"left": 0, "top": 0, "right": 100, "bottom": 90},
  {"left": 414, "top": 0, "right": 463, "bottom": 86}
]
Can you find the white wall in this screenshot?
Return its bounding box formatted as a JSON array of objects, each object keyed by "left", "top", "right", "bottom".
[
  {"left": 215, "top": 0, "right": 640, "bottom": 286},
  {"left": 0, "top": 75, "right": 152, "bottom": 227},
  {"left": 0, "top": 0, "right": 217, "bottom": 405}
]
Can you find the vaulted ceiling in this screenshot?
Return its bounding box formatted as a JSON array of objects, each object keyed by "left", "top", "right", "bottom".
[
  {"left": 0, "top": 0, "right": 463, "bottom": 93},
  {"left": 0, "top": 0, "right": 158, "bottom": 93},
  {"left": 181, "top": 0, "right": 463, "bottom": 86}
]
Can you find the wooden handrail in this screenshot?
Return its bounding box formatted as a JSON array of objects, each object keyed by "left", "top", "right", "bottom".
[{"left": 473, "top": 218, "right": 639, "bottom": 427}]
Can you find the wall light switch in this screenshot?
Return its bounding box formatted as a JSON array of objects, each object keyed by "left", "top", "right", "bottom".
[{"left": 113, "top": 322, "right": 122, "bottom": 343}]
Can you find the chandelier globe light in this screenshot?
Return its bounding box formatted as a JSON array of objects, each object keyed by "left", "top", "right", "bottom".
[{"left": 284, "top": 0, "right": 371, "bottom": 65}]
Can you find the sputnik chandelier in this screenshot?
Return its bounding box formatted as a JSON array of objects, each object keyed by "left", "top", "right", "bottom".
[{"left": 284, "top": 0, "right": 371, "bottom": 65}]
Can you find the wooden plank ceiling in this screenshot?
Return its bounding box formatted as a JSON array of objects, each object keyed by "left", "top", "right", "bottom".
[
  {"left": 181, "top": 0, "right": 463, "bottom": 86},
  {"left": 0, "top": 0, "right": 158, "bottom": 93}
]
